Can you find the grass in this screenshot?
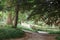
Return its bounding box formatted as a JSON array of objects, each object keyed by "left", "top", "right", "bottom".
[
  {"left": 56, "top": 36, "right": 60, "bottom": 40},
  {"left": 0, "top": 27, "right": 25, "bottom": 40},
  {"left": 0, "top": 22, "right": 59, "bottom": 40}
]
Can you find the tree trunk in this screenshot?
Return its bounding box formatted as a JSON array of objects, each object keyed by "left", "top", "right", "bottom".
[
  {"left": 13, "top": 4, "right": 19, "bottom": 28},
  {"left": 6, "top": 12, "right": 12, "bottom": 25}
]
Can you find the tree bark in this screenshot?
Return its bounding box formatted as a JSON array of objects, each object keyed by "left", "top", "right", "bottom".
[
  {"left": 6, "top": 12, "right": 12, "bottom": 25},
  {"left": 13, "top": 4, "right": 19, "bottom": 28}
]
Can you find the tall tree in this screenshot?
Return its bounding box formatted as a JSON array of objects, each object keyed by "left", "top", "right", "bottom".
[
  {"left": 13, "top": 0, "right": 20, "bottom": 28},
  {"left": 12, "top": 0, "right": 34, "bottom": 28}
]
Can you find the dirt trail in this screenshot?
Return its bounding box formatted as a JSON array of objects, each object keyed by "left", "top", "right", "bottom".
[{"left": 9, "top": 32, "right": 56, "bottom": 40}]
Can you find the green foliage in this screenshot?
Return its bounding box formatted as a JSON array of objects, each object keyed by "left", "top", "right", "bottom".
[
  {"left": 27, "top": 0, "right": 60, "bottom": 26},
  {"left": 0, "top": 5, "right": 4, "bottom": 11},
  {"left": 0, "top": 0, "right": 60, "bottom": 28},
  {"left": 56, "top": 36, "right": 60, "bottom": 40},
  {"left": 48, "top": 30, "right": 60, "bottom": 34},
  {"left": 0, "top": 28, "right": 25, "bottom": 40}
]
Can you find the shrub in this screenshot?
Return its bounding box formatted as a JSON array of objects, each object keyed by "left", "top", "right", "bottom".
[
  {"left": 56, "top": 36, "right": 60, "bottom": 40},
  {"left": 0, "top": 28, "right": 25, "bottom": 40},
  {"left": 48, "top": 30, "right": 60, "bottom": 40},
  {"left": 48, "top": 31, "right": 60, "bottom": 34}
]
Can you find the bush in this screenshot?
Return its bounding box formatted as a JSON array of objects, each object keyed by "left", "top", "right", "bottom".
[
  {"left": 56, "top": 36, "right": 60, "bottom": 40},
  {"left": 48, "top": 31, "right": 60, "bottom": 34},
  {"left": 0, "top": 28, "right": 25, "bottom": 40},
  {"left": 48, "top": 30, "right": 60, "bottom": 40}
]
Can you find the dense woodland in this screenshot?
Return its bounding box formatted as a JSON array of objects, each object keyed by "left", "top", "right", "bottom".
[
  {"left": 0, "top": 0, "right": 60, "bottom": 40},
  {"left": 0, "top": 0, "right": 60, "bottom": 27}
]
